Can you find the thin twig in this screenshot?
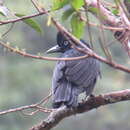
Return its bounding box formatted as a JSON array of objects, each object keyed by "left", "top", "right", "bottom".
[
  {"left": 36, "top": 92, "right": 52, "bottom": 106},
  {"left": 0, "top": 20, "right": 130, "bottom": 73},
  {"left": 77, "top": 15, "right": 124, "bottom": 31},
  {"left": 0, "top": 41, "right": 90, "bottom": 61},
  {"left": 31, "top": 0, "right": 42, "bottom": 12},
  {"left": 0, "top": 104, "right": 38, "bottom": 116},
  {"left": 97, "top": 0, "right": 112, "bottom": 61},
  {"left": 50, "top": 18, "right": 130, "bottom": 73},
  {"left": 1, "top": 23, "right": 14, "bottom": 37},
  {"left": 21, "top": 109, "right": 40, "bottom": 116},
  {"left": 0, "top": 93, "right": 53, "bottom": 116},
  {"left": 84, "top": 6, "right": 94, "bottom": 49},
  {"left": 84, "top": 0, "right": 130, "bottom": 56},
  {"left": 0, "top": 10, "right": 50, "bottom": 26}
]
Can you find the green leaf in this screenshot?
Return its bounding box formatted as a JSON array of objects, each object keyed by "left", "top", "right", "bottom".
[
  {"left": 112, "top": 9, "right": 119, "bottom": 15},
  {"left": 52, "top": 0, "right": 69, "bottom": 10},
  {"left": 15, "top": 13, "right": 42, "bottom": 34},
  {"left": 0, "top": 12, "right": 5, "bottom": 16},
  {"left": 62, "top": 8, "right": 74, "bottom": 21},
  {"left": 71, "top": 14, "right": 85, "bottom": 38},
  {"left": 70, "top": 0, "right": 84, "bottom": 10},
  {"left": 88, "top": 7, "right": 99, "bottom": 14}
]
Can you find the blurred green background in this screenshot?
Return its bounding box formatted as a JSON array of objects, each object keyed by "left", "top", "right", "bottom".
[{"left": 0, "top": 0, "right": 130, "bottom": 130}]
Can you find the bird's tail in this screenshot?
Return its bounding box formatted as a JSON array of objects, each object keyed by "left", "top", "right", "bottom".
[{"left": 52, "top": 81, "right": 79, "bottom": 108}]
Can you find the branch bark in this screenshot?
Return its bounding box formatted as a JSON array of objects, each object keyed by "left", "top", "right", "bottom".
[{"left": 30, "top": 89, "right": 130, "bottom": 130}]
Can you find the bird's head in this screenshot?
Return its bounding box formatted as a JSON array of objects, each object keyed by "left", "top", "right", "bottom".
[
  {"left": 46, "top": 32, "right": 91, "bottom": 54},
  {"left": 46, "top": 32, "right": 71, "bottom": 54}
]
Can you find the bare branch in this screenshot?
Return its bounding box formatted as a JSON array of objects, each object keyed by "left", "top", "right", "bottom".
[
  {"left": 0, "top": 93, "right": 52, "bottom": 116},
  {"left": 0, "top": 40, "right": 130, "bottom": 73},
  {"left": 97, "top": 0, "right": 113, "bottom": 61},
  {"left": 84, "top": 0, "right": 130, "bottom": 56},
  {"left": 1, "top": 23, "right": 14, "bottom": 37},
  {"left": 0, "top": 1, "right": 129, "bottom": 74},
  {"left": 0, "top": 10, "right": 50, "bottom": 25},
  {"left": 85, "top": 0, "right": 120, "bottom": 26},
  {"left": 0, "top": 41, "right": 90, "bottom": 61},
  {"left": 0, "top": 104, "right": 50, "bottom": 116},
  {"left": 31, "top": 0, "right": 42, "bottom": 12},
  {"left": 30, "top": 89, "right": 130, "bottom": 130},
  {"left": 49, "top": 18, "right": 130, "bottom": 73}
]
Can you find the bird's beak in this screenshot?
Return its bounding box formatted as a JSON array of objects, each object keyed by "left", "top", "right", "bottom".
[{"left": 46, "top": 45, "right": 61, "bottom": 54}]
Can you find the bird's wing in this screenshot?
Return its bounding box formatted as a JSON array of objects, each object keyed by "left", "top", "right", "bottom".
[
  {"left": 52, "top": 60, "right": 66, "bottom": 84},
  {"left": 66, "top": 58, "right": 100, "bottom": 86},
  {"left": 63, "top": 49, "right": 100, "bottom": 87},
  {"left": 52, "top": 49, "right": 100, "bottom": 90}
]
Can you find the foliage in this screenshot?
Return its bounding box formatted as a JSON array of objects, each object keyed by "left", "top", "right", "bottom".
[{"left": 15, "top": 13, "right": 42, "bottom": 34}]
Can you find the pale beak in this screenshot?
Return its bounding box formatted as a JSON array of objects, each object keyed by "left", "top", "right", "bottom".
[{"left": 46, "top": 45, "right": 61, "bottom": 54}]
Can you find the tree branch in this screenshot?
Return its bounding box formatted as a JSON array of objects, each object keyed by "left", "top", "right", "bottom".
[
  {"left": 0, "top": 1, "right": 129, "bottom": 130},
  {"left": 0, "top": 41, "right": 90, "bottom": 61},
  {"left": 0, "top": 40, "right": 130, "bottom": 73},
  {"left": 85, "top": 0, "right": 130, "bottom": 56},
  {"left": 0, "top": 93, "right": 52, "bottom": 116},
  {"left": 28, "top": 4, "right": 130, "bottom": 73},
  {"left": 50, "top": 19, "right": 130, "bottom": 73},
  {"left": 0, "top": 1, "right": 129, "bottom": 73},
  {"left": 0, "top": 10, "right": 50, "bottom": 25},
  {"left": 30, "top": 89, "right": 130, "bottom": 130},
  {"left": 0, "top": 104, "right": 50, "bottom": 116}
]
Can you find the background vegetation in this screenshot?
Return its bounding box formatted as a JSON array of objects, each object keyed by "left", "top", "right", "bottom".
[{"left": 0, "top": 0, "right": 130, "bottom": 130}]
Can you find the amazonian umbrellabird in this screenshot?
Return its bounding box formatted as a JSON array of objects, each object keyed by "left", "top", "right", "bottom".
[{"left": 46, "top": 32, "right": 101, "bottom": 108}]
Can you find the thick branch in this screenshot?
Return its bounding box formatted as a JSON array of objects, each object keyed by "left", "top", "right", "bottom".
[{"left": 30, "top": 89, "right": 130, "bottom": 130}]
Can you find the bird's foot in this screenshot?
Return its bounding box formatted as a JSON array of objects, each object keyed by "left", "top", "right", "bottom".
[{"left": 82, "top": 93, "right": 95, "bottom": 101}]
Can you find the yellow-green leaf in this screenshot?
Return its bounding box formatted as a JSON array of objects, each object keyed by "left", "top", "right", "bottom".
[
  {"left": 15, "top": 13, "right": 42, "bottom": 34},
  {"left": 62, "top": 8, "right": 74, "bottom": 21},
  {"left": 70, "top": 0, "right": 84, "bottom": 10},
  {"left": 47, "top": 15, "right": 52, "bottom": 26},
  {"left": 112, "top": 9, "right": 119, "bottom": 15},
  {"left": 52, "top": 0, "right": 69, "bottom": 10},
  {"left": 71, "top": 14, "right": 85, "bottom": 38},
  {"left": 88, "top": 7, "right": 99, "bottom": 14}
]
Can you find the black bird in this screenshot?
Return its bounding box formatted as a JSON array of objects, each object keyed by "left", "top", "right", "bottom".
[{"left": 47, "top": 32, "right": 100, "bottom": 108}]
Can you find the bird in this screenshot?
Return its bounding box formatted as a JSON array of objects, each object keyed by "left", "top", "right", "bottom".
[{"left": 46, "top": 32, "right": 101, "bottom": 108}]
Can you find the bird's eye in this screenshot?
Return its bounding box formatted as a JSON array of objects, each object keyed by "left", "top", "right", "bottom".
[{"left": 64, "top": 41, "right": 69, "bottom": 46}]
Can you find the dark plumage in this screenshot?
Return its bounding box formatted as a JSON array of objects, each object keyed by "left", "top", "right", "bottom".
[{"left": 47, "top": 32, "right": 100, "bottom": 108}]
